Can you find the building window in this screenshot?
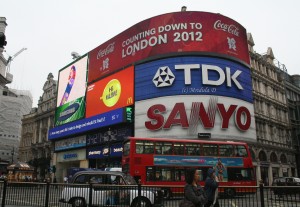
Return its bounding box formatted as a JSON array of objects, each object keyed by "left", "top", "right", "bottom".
[
  {"left": 280, "top": 154, "right": 287, "bottom": 164},
  {"left": 259, "top": 151, "right": 267, "bottom": 162},
  {"left": 270, "top": 152, "right": 278, "bottom": 163}
]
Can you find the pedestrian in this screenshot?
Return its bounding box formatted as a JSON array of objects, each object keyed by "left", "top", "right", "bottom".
[
  {"left": 64, "top": 176, "right": 68, "bottom": 184},
  {"left": 53, "top": 176, "right": 58, "bottom": 189},
  {"left": 180, "top": 168, "right": 207, "bottom": 207},
  {"left": 204, "top": 168, "right": 219, "bottom": 207}
]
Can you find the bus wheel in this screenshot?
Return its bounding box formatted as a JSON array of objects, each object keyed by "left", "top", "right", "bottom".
[
  {"left": 163, "top": 188, "right": 172, "bottom": 199},
  {"left": 225, "top": 188, "right": 236, "bottom": 198},
  {"left": 71, "top": 198, "right": 86, "bottom": 207},
  {"left": 131, "top": 197, "right": 151, "bottom": 207}
]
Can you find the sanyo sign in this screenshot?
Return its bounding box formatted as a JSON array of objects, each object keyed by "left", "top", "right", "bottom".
[{"left": 134, "top": 56, "right": 256, "bottom": 141}]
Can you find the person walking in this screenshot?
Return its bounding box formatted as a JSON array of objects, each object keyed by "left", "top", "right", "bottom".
[
  {"left": 204, "top": 168, "right": 219, "bottom": 207},
  {"left": 63, "top": 176, "right": 68, "bottom": 184},
  {"left": 181, "top": 168, "right": 207, "bottom": 207}
]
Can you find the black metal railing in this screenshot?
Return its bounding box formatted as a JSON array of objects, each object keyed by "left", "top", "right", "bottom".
[{"left": 1, "top": 180, "right": 300, "bottom": 207}]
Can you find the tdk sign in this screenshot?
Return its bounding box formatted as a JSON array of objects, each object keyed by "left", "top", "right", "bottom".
[
  {"left": 135, "top": 56, "right": 253, "bottom": 103},
  {"left": 174, "top": 64, "right": 243, "bottom": 89},
  {"left": 153, "top": 66, "right": 175, "bottom": 87},
  {"left": 152, "top": 64, "right": 242, "bottom": 89}
]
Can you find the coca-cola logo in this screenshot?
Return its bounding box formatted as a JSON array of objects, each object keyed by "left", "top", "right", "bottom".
[
  {"left": 97, "top": 42, "right": 115, "bottom": 59},
  {"left": 214, "top": 20, "right": 239, "bottom": 37}
]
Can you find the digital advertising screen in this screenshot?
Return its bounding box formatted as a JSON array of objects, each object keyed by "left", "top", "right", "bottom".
[
  {"left": 134, "top": 56, "right": 255, "bottom": 141},
  {"left": 135, "top": 95, "right": 256, "bottom": 141},
  {"left": 54, "top": 135, "right": 86, "bottom": 151},
  {"left": 86, "top": 66, "right": 134, "bottom": 118},
  {"left": 54, "top": 97, "right": 86, "bottom": 126},
  {"left": 88, "top": 11, "right": 249, "bottom": 83},
  {"left": 56, "top": 55, "right": 88, "bottom": 107},
  {"left": 49, "top": 108, "right": 125, "bottom": 140},
  {"left": 135, "top": 56, "right": 253, "bottom": 103}
]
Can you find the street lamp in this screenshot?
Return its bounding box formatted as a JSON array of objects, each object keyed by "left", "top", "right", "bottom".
[{"left": 11, "top": 147, "right": 14, "bottom": 163}]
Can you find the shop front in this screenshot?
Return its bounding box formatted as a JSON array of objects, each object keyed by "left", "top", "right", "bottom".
[
  {"left": 56, "top": 148, "right": 87, "bottom": 182},
  {"left": 87, "top": 143, "right": 123, "bottom": 169}
]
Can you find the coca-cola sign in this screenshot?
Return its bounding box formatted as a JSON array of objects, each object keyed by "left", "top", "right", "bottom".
[
  {"left": 214, "top": 20, "right": 239, "bottom": 36},
  {"left": 88, "top": 11, "right": 249, "bottom": 83},
  {"left": 97, "top": 42, "right": 115, "bottom": 59}
]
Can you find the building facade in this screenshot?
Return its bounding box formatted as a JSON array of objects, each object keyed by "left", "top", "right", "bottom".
[
  {"left": 19, "top": 73, "right": 57, "bottom": 180},
  {"left": 247, "top": 33, "right": 298, "bottom": 185},
  {"left": 0, "top": 17, "right": 32, "bottom": 167},
  {"left": 285, "top": 74, "right": 300, "bottom": 174}
]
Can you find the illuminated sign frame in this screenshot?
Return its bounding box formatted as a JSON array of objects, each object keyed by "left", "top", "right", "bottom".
[
  {"left": 88, "top": 11, "right": 249, "bottom": 83},
  {"left": 86, "top": 66, "right": 134, "bottom": 118},
  {"left": 49, "top": 108, "right": 125, "bottom": 140}
]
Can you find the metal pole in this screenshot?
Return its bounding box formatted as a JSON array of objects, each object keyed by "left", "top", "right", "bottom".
[
  {"left": 259, "top": 179, "right": 265, "bottom": 207},
  {"left": 89, "top": 183, "right": 93, "bottom": 207},
  {"left": 11, "top": 147, "right": 14, "bottom": 163},
  {"left": 45, "top": 180, "right": 50, "bottom": 207},
  {"left": 138, "top": 179, "right": 141, "bottom": 207},
  {"left": 1, "top": 179, "right": 7, "bottom": 207}
]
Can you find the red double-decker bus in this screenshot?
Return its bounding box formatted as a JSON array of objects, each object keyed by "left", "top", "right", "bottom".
[{"left": 122, "top": 137, "right": 256, "bottom": 198}]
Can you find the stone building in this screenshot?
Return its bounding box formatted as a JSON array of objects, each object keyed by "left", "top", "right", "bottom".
[
  {"left": 0, "top": 17, "right": 32, "bottom": 165},
  {"left": 19, "top": 73, "right": 57, "bottom": 180},
  {"left": 247, "top": 33, "right": 298, "bottom": 185},
  {"left": 285, "top": 74, "right": 300, "bottom": 174}
]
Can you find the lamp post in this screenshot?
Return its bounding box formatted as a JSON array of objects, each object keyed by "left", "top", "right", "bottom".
[
  {"left": 107, "top": 128, "right": 112, "bottom": 167},
  {"left": 11, "top": 147, "right": 14, "bottom": 163}
]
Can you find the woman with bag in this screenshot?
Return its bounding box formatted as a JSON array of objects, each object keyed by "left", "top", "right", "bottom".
[
  {"left": 204, "top": 168, "right": 219, "bottom": 207},
  {"left": 180, "top": 168, "right": 208, "bottom": 207}
]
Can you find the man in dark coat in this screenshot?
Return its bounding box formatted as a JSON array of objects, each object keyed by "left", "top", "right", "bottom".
[{"left": 204, "top": 168, "right": 219, "bottom": 207}]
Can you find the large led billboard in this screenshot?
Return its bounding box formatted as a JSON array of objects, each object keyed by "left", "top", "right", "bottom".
[
  {"left": 49, "top": 108, "right": 125, "bottom": 140},
  {"left": 135, "top": 56, "right": 252, "bottom": 102},
  {"left": 56, "top": 55, "right": 88, "bottom": 107},
  {"left": 88, "top": 11, "right": 249, "bottom": 83},
  {"left": 86, "top": 66, "right": 134, "bottom": 118},
  {"left": 55, "top": 55, "right": 88, "bottom": 126},
  {"left": 135, "top": 95, "right": 256, "bottom": 141},
  {"left": 134, "top": 57, "right": 256, "bottom": 141}
]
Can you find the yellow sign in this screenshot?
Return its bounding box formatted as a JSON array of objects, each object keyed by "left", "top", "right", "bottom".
[{"left": 100, "top": 79, "right": 121, "bottom": 107}]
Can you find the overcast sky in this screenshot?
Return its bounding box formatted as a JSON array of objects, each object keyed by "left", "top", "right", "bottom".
[{"left": 2, "top": 0, "right": 300, "bottom": 107}]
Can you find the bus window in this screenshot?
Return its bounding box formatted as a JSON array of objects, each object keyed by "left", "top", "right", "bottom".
[
  {"left": 144, "top": 141, "right": 154, "bottom": 154},
  {"left": 136, "top": 141, "right": 154, "bottom": 154},
  {"left": 146, "top": 167, "right": 155, "bottom": 181},
  {"left": 227, "top": 168, "right": 254, "bottom": 181},
  {"left": 162, "top": 168, "right": 172, "bottom": 181},
  {"left": 203, "top": 144, "right": 218, "bottom": 156},
  {"left": 162, "top": 142, "right": 173, "bottom": 155},
  {"left": 155, "top": 142, "right": 163, "bottom": 154},
  {"left": 219, "top": 145, "right": 234, "bottom": 157},
  {"left": 174, "top": 168, "right": 185, "bottom": 181},
  {"left": 186, "top": 144, "right": 201, "bottom": 155},
  {"left": 123, "top": 141, "right": 130, "bottom": 156},
  {"left": 155, "top": 170, "right": 163, "bottom": 181},
  {"left": 136, "top": 141, "right": 144, "bottom": 154},
  {"left": 174, "top": 143, "right": 184, "bottom": 155},
  {"left": 236, "top": 145, "right": 248, "bottom": 157}
]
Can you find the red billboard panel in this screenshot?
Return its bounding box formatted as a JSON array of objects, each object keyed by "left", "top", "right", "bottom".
[
  {"left": 88, "top": 11, "right": 249, "bottom": 83},
  {"left": 86, "top": 66, "right": 134, "bottom": 118}
]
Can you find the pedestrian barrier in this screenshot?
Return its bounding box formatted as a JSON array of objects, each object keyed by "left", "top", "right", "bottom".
[{"left": 1, "top": 180, "right": 300, "bottom": 207}]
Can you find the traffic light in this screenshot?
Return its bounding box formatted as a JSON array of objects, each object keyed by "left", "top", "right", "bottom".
[{"left": 0, "top": 32, "right": 7, "bottom": 48}]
